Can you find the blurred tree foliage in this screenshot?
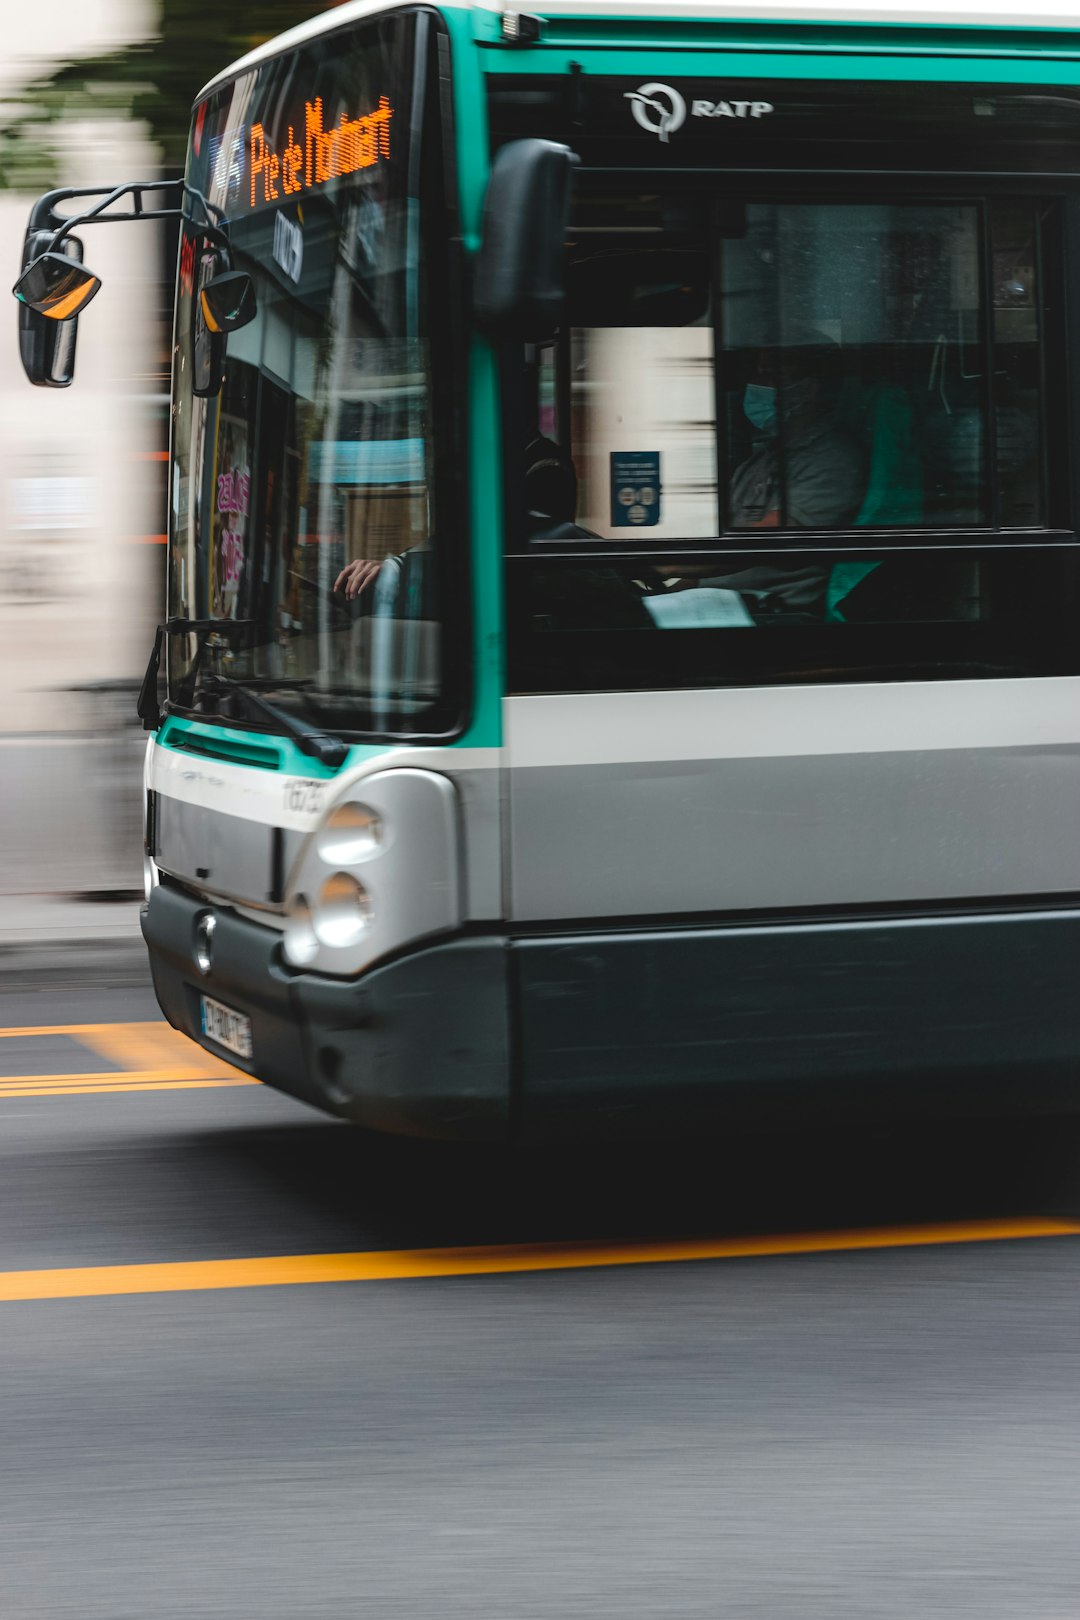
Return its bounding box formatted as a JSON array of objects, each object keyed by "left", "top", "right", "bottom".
[
  {"left": 3, "top": 1, "right": 343, "bottom": 185},
  {"left": 0, "top": 120, "right": 57, "bottom": 190}
]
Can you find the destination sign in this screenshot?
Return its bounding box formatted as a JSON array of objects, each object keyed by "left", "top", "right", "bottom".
[{"left": 249, "top": 95, "right": 393, "bottom": 208}]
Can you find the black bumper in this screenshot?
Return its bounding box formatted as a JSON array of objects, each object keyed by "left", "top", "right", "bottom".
[
  {"left": 142, "top": 884, "right": 510, "bottom": 1139},
  {"left": 144, "top": 884, "right": 1080, "bottom": 1140},
  {"left": 513, "top": 907, "right": 1080, "bottom": 1134}
]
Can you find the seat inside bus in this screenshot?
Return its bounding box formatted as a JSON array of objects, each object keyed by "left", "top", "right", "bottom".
[{"left": 826, "top": 374, "right": 924, "bottom": 621}]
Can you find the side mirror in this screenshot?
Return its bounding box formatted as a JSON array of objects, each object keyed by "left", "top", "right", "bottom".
[
  {"left": 14, "top": 232, "right": 92, "bottom": 387},
  {"left": 192, "top": 264, "right": 256, "bottom": 398},
  {"left": 200, "top": 271, "right": 256, "bottom": 335},
  {"left": 14, "top": 252, "right": 100, "bottom": 319},
  {"left": 474, "top": 139, "right": 577, "bottom": 342}
]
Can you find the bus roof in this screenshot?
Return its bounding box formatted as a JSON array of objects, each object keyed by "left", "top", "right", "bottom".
[{"left": 198, "top": 0, "right": 1080, "bottom": 101}]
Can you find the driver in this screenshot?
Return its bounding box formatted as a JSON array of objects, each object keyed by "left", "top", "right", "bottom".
[{"left": 333, "top": 433, "right": 592, "bottom": 599}]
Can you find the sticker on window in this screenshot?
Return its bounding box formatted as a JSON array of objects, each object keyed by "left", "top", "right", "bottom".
[{"left": 610, "top": 451, "right": 661, "bottom": 527}]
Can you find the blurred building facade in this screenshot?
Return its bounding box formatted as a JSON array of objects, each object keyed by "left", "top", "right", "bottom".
[{"left": 1, "top": 0, "right": 163, "bottom": 896}]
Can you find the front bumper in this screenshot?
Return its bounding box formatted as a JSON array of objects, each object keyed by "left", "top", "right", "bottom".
[{"left": 142, "top": 884, "right": 510, "bottom": 1139}]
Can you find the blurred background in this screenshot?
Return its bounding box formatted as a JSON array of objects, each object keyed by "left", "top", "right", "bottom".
[{"left": 0, "top": 1, "right": 339, "bottom": 909}]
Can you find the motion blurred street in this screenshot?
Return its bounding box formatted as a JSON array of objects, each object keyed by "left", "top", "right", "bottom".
[{"left": 0, "top": 941, "right": 1076, "bottom": 1615}]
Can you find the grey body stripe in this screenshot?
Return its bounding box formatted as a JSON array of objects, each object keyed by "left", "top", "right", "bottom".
[{"left": 504, "top": 682, "right": 1080, "bottom": 922}]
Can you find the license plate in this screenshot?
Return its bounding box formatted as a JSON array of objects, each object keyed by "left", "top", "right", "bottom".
[{"left": 200, "top": 994, "right": 253, "bottom": 1060}]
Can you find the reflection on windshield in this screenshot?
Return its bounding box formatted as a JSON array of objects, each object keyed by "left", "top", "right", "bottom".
[{"left": 169, "top": 14, "right": 450, "bottom": 737}]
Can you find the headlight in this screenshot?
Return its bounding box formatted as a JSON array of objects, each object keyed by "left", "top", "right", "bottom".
[
  {"left": 316, "top": 802, "right": 382, "bottom": 866},
  {"left": 312, "top": 873, "right": 372, "bottom": 949},
  {"left": 283, "top": 892, "right": 319, "bottom": 967}
]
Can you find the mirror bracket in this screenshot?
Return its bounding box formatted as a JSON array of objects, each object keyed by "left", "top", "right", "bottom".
[{"left": 28, "top": 178, "right": 207, "bottom": 252}]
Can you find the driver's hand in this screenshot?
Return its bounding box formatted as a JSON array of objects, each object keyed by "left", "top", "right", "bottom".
[{"left": 333, "top": 558, "right": 382, "bottom": 600}]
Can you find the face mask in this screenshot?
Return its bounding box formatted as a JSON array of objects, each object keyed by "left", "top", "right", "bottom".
[
  {"left": 743, "top": 383, "right": 776, "bottom": 434},
  {"left": 744, "top": 377, "right": 817, "bottom": 434}
]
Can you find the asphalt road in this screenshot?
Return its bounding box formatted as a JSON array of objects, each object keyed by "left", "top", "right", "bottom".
[{"left": 0, "top": 969, "right": 1078, "bottom": 1618}]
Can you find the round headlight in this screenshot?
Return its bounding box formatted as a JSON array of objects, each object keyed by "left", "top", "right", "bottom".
[
  {"left": 283, "top": 892, "right": 319, "bottom": 967},
  {"left": 313, "top": 873, "right": 372, "bottom": 948},
  {"left": 316, "top": 802, "right": 382, "bottom": 866}
]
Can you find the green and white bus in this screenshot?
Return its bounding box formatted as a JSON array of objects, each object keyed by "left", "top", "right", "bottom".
[{"left": 17, "top": 0, "right": 1080, "bottom": 1136}]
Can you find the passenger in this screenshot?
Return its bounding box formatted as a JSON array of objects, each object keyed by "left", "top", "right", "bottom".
[
  {"left": 729, "top": 336, "right": 863, "bottom": 532},
  {"left": 661, "top": 332, "right": 864, "bottom": 615}
]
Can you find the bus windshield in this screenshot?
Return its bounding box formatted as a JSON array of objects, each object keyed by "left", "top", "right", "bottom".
[{"left": 168, "top": 14, "right": 455, "bottom": 738}]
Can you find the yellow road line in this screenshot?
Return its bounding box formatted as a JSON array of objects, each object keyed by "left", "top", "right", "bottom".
[
  {"left": 0, "top": 1217, "right": 1074, "bottom": 1303},
  {"left": 0, "top": 1079, "right": 256, "bottom": 1099},
  {"left": 0, "top": 1023, "right": 157, "bottom": 1039},
  {"left": 73, "top": 1022, "right": 241, "bottom": 1079},
  {"left": 0, "top": 1022, "right": 254, "bottom": 1095},
  {"left": 0, "top": 1070, "right": 255, "bottom": 1089}
]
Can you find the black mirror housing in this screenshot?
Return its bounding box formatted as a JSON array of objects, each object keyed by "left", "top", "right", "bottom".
[
  {"left": 192, "top": 264, "right": 255, "bottom": 399},
  {"left": 474, "top": 139, "right": 577, "bottom": 342},
  {"left": 16, "top": 233, "right": 91, "bottom": 388},
  {"left": 200, "top": 270, "right": 256, "bottom": 334},
  {"left": 14, "top": 251, "right": 100, "bottom": 320}
]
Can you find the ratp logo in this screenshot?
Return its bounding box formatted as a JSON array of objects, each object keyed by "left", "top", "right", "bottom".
[
  {"left": 624, "top": 82, "right": 687, "bottom": 144},
  {"left": 625, "top": 84, "right": 776, "bottom": 141}
]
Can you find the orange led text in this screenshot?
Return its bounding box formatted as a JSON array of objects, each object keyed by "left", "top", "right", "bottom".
[{"left": 250, "top": 97, "right": 392, "bottom": 208}]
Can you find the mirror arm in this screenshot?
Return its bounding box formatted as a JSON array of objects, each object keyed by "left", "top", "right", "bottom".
[
  {"left": 30, "top": 180, "right": 231, "bottom": 259},
  {"left": 138, "top": 617, "right": 261, "bottom": 730},
  {"left": 39, "top": 179, "right": 186, "bottom": 251},
  {"left": 189, "top": 222, "right": 233, "bottom": 262}
]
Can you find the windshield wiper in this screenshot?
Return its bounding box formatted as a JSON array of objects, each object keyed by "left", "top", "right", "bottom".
[
  {"left": 139, "top": 619, "right": 349, "bottom": 764},
  {"left": 198, "top": 673, "right": 349, "bottom": 768},
  {"left": 138, "top": 617, "right": 256, "bottom": 730}
]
